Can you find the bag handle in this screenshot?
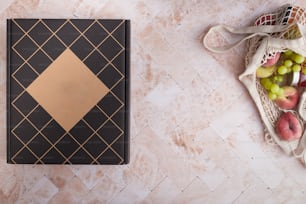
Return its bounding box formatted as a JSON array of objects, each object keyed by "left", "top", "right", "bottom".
[
  {"left": 203, "top": 24, "right": 295, "bottom": 53},
  {"left": 293, "top": 131, "right": 306, "bottom": 158}
]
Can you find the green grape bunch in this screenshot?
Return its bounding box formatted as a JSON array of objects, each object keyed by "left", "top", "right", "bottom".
[{"left": 258, "top": 49, "right": 306, "bottom": 101}]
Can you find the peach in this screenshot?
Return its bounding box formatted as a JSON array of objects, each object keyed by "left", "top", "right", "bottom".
[
  {"left": 263, "top": 52, "right": 280, "bottom": 67},
  {"left": 275, "top": 86, "right": 299, "bottom": 110},
  {"left": 275, "top": 112, "right": 302, "bottom": 141}
]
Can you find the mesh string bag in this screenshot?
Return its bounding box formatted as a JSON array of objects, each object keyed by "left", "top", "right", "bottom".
[{"left": 203, "top": 4, "right": 306, "bottom": 166}]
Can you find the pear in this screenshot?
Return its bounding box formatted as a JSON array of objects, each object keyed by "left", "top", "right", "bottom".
[{"left": 256, "top": 65, "right": 276, "bottom": 78}]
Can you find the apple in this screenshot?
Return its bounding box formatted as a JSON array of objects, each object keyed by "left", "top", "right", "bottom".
[
  {"left": 263, "top": 52, "right": 280, "bottom": 67},
  {"left": 275, "top": 86, "right": 299, "bottom": 109},
  {"left": 275, "top": 112, "right": 302, "bottom": 141},
  {"left": 256, "top": 65, "right": 276, "bottom": 78}
]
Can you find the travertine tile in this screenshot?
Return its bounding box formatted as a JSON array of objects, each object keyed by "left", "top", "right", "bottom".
[
  {"left": 1, "top": 0, "right": 306, "bottom": 203},
  {"left": 193, "top": 60, "right": 233, "bottom": 96},
  {"left": 210, "top": 91, "right": 257, "bottom": 140},
  {"left": 46, "top": 165, "right": 74, "bottom": 189},
  {"left": 71, "top": 0, "right": 109, "bottom": 18},
  {"left": 196, "top": 160, "right": 227, "bottom": 192},
  {"left": 134, "top": 127, "right": 197, "bottom": 190},
  {"left": 110, "top": 174, "right": 150, "bottom": 204},
  {"left": 132, "top": 73, "right": 179, "bottom": 134},
  {"left": 0, "top": 163, "right": 15, "bottom": 188},
  {"left": 234, "top": 177, "right": 273, "bottom": 204},
  {"left": 127, "top": 139, "right": 166, "bottom": 190},
  {"left": 131, "top": 41, "right": 154, "bottom": 76},
  {"left": 267, "top": 152, "right": 306, "bottom": 190},
  {"left": 203, "top": 167, "right": 255, "bottom": 204},
  {"left": 23, "top": 176, "right": 58, "bottom": 204},
  {"left": 70, "top": 166, "right": 108, "bottom": 190},
  {"left": 143, "top": 177, "right": 181, "bottom": 204},
  {"left": 80, "top": 175, "right": 125, "bottom": 204},
  {"left": 0, "top": 0, "right": 14, "bottom": 13},
  {"left": 0, "top": 160, "right": 24, "bottom": 203},
  {"left": 99, "top": 165, "right": 129, "bottom": 188},
  {"left": 173, "top": 177, "right": 211, "bottom": 204},
  {"left": 143, "top": 75, "right": 182, "bottom": 110},
  {"left": 0, "top": 175, "right": 21, "bottom": 204},
  {"left": 48, "top": 176, "right": 88, "bottom": 204},
  {"left": 263, "top": 177, "right": 305, "bottom": 204},
  {"left": 22, "top": 165, "right": 48, "bottom": 192},
  {"left": 149, "top": 75, "right": 213, "bottom": 141},
  {"left": 222, "top": 101, "right": 285, "bottom": 188}
]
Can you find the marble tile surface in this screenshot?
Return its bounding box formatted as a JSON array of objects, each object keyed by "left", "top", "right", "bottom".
[{"left": 1, "top": 0, "right": 306, "bottom": 203}]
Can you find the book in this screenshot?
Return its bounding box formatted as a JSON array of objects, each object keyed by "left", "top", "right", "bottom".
[{"left": 7, "top": 19, "right": 130, "bottom": 164}]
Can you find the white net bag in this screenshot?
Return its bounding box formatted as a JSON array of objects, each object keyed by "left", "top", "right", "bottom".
[{"left": 203, "top": 4, "right": 306, "bottom": 166}]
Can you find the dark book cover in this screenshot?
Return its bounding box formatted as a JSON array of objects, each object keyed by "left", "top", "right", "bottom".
[{"left": 7, "top": 19, "right": 130, "bottom": 164}]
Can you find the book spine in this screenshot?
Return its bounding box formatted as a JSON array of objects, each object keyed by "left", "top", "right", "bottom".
[
  {"left": 124, "top": 20, "right": 130, "bottom": 164},
  {"left": 6, "top": 19, "right": 11, "bottom": 163}
]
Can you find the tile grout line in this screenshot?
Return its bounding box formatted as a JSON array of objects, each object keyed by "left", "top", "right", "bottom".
[
  {"left": 149, "top": 175, "right": 168, "bottom": 192},
  {"left": 208, "top": 122, "right": 285, "bottom": 193},
  {"left": 230, "top": 184, "right": 250, "bottom": 204}
]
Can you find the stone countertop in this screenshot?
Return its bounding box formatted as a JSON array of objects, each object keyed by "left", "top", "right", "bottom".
[{"left": 1, "top": 0, "right": 306, "bottom": 203}]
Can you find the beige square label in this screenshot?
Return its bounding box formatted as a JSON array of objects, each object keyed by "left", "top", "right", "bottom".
[{"left": 26, "top": 49, "right": 109, "bottom": 132}]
